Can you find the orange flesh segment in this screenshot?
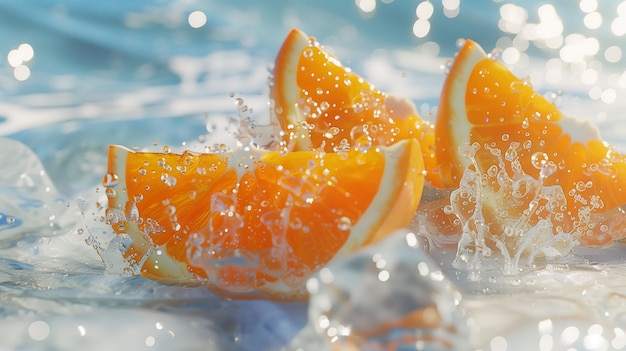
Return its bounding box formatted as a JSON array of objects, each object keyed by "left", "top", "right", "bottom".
[
  {"left": 436, "top": 39, "right": 626, "bottom": 246},
  {"left": 272, "top": 28, "right": 442, "bottom": 187},
  {"left": 105, "top": 139, "right": 424, "bottom": 300}
]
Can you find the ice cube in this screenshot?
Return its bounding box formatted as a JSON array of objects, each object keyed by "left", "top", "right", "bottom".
[
  {"left": 290, "top": 229, "right": 468, "bottom": 351},
  {"left": 0, "top": 138, "right": 76, "bottom": 246}
]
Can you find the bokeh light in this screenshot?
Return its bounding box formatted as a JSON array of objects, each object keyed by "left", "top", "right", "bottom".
[
  {"left": 187, "top": 11, "right": 207, "bottom": 29},
  {"left": 355, "top": 0, "right": 626, "bottom": 107},
  {"left": 413, "top": 19, "right": 431, "bottom": 38},
  {"left": 6, "top": 43, "right": 34, "bottom": 82},
  {"left": 28, "top": 320, "right": 50, "bottom": 341},
  {"left": 416, "top": 1, "right": 434, "bottom": 20},
  {"left": 13, "top": 65, "right": 31, "bottom": 81},
  {"left": 442, "top": 0, "right": 460, "bottom": 18},
  {"left": 355, "top": 0, "right": 376, "bottom": 14}
]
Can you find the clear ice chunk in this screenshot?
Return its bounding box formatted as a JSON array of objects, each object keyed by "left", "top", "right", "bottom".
[
  {"left": 0, "top": 138, "right": 75, "bottom": 246},
  {"left": 289, "top": 229, "right": 468, "bottom": 351}
]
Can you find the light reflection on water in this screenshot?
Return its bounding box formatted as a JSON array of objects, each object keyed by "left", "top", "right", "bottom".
[{"left": 0, "top": 1, "right": 625, "bottom": 350}]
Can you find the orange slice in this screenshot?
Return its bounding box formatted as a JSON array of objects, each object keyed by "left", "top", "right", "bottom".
[
  {"left": 103, "top": 139, "right": 424, "bottom": 300},
  {"left": 271, "top": 28, "right": 442, "bottom": 187},
  {"left": 436, "top": 39, "right": 626, "bottom": 247}
]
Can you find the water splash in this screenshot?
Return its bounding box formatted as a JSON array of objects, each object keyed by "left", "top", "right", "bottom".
[
  {"left": 287, "top": 229, "right": 468, "bottom": 351},
  {"left": 445, "top": 142, "right": 582, "bottom": 277},
  {"left": 0, "top": 138, "right": 75, "bottom": 247},
  {"left": 182, "top": 153, "right": 341, "bottom": 297}
]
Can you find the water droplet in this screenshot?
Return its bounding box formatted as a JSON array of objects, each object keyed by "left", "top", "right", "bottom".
[
  {"left": 539, "top": 161, "right": 557, "bottom": 179},
  {"left": 333, "top": 138, "right": 351, "bottom": 154},
  {"left": 504, "top": 146, "right": 517, "bottom": 162},
  {"left": 302, "top": 47, "right": 314, "bottom": 58},
  {"left": 521, "top": 118, "right": 530, "bottom": 129},
  {"left": 336, "top": 216, "right": 351, "bottom": 231},
  {"left": 102, "top": 173, "right": 119, "bottom": 188},
  {"left": 353, "top": 102, "right": 364, "bottom": 113},
  {"left": 290, "top": 217, "right": 303, "bottom": 230},
  {"left": 459, "top": 143, "right": 478, "bottom": 158},
  {"left": 442, "top": 59, "right": 453, "bottom": 74},
  {"left": 488, "top": 47, "right": 502, "bottom": 60},
  {"left": 531, "top": 152, "right": 549, "bottom": 170},
  {"left": 523, "top": 140, "right": 532, "bottom": 149},
  {"left": 161, "top": 173, "right": 177, "bottom": 187},
  {"left": 319, "top": 101, "right": 330, "bottom": 111}
]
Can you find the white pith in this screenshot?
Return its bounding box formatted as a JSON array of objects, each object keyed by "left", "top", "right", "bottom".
[
  {"left": 108, "top": 145, "right": 195, "bottom": 283},
  {"left": 446, "top": 42, "right": 488, "bottom": 173},
  {"left": 333, "top": 139, "right": 423, "bottom": 258}
]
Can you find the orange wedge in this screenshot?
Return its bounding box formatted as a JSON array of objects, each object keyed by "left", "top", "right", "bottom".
[
  {"left": 271, "top": 28, "right": 442, "bottom": 187},
  {"left": 103, "top": 139, "right": 424, "bottom": 300},
  {"left": 436, "top": 39, "right": 626, "bottom": 246}
]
